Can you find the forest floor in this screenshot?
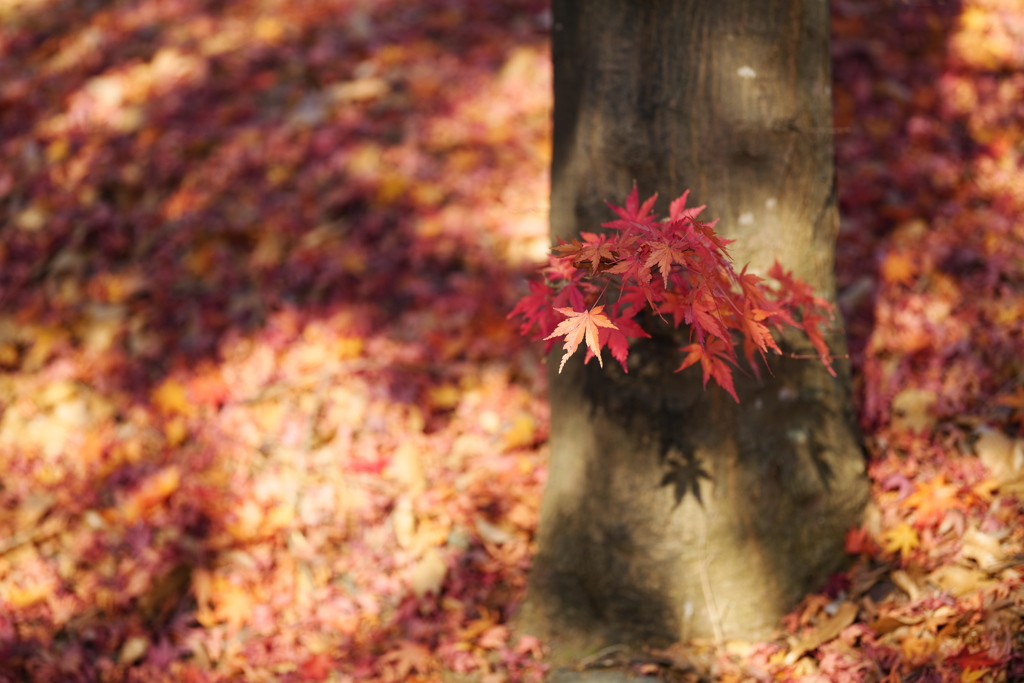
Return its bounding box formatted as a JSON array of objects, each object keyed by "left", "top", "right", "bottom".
[{"left": 1, "top": 0, "right": 1023, "bottom": 682}]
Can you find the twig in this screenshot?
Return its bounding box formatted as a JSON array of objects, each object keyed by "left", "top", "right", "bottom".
[
  {"left": 787, "top": 352, "right": 850, "bottom": 361},
  {"left": 577, "top": 644, "right": 629, "bottom": 670},
  {"left": 698, "top": 515, "right": 724, "bottom": 646}
]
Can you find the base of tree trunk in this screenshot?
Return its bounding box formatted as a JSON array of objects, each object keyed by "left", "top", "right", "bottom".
[{"left": 520, "top": 330, "right": 868, "bottom": 654}]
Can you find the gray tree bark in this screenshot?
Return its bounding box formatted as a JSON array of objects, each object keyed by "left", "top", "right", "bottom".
[{"left": 521, "top": 0, "right": 868, "bottom": 657}]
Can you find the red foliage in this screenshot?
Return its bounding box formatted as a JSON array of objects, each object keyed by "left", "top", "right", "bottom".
[{"left": 511, "top": 183, "right": 837, "bottom": 401}]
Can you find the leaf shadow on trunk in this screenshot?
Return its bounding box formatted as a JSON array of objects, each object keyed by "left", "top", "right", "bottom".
[{"left": 527, "top": 324, "right": 868, "bottom": 648}]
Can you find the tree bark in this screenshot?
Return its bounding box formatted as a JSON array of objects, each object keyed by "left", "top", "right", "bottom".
[{"left": 522, "top": 0, "right": 869, "bottom": 655}]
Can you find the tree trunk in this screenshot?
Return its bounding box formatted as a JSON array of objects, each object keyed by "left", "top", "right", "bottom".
[{"left": 522, "top": 0, "right": 869, "bottom": 655}]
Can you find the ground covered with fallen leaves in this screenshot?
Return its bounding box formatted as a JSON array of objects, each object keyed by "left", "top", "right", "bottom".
[{"left": 0, "top": 0, "right": 1022, "bottom": 681}]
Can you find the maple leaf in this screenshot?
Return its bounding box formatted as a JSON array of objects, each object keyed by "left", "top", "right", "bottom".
[
  {"left": 477, "top": 624, "right": 510, "bottom": 650},
  {"left": 508, "top": 280, "right": 555, "bottom": 338},
  {"left": 689, "top": 218, "right": 732, "bottom": 255},
  {"left": 901, "top": 475, "right": 965, "bottom": 528},
  {"left": 947, "top": 647, "right": 1004, "bottom": 672},
  {"left": 684, "top": 289, "right": 730, "bottom": 343},
  {"left": 844, "top": 526, "right": 876, "bottom": 556},
  {"left": 212, "top": 580, "right": 253, "bottom": 633},
  {"left": 608, "top": 255, "right": 658, "bottom": 311},
  {"left": 801, "top": 312, "right": 837, "bottom": 377},
  {"left": 737, "top": 264, "right": 771, "bottom": 312},
  {"left": 379, "top": 640, "right": 433, "bottom": 680},
  {"left": 880, "top": 522, "right": 919, "bottom": 561},
  {"left": 545, "top": 305, "right": 618, "bottom": 373},
  {"left": 677, "top": 338, "right": 738, "bottom": 402},
  {"left": 152, "top": 378, "right": 195, "bottom": 417},
  {"left": 667, "top": 189, "right": 705, "bottom": 223},
  {"left": 299, "top": 653, "right": 335, "bottom": 682},
  {"left": 555, "top": 232, "right": 618, "bottom": 274},
  {"left": 602, "top": 181, "right": 658, "bottom": 230},
  {"left": 643, "top": 235, "right": 690, "bottom": 287},
  {"left": 592, "top": 308, "right": 650, "bottom": 372},
  {"left": 738, "top": 304, "right": 782, "bottom": 372},
  {"left": 543, "top": 253, "right": 583, "bottom": 282},
  {"left": 514, "top": 635, "right": 545, "bottom": 659}
]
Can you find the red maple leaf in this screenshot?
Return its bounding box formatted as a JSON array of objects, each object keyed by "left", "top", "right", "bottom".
[
  {"left": 801, "top": 312, "right": 837, "bottom": 377},
  {"left": 507, "top": 280, "right": 553, "bottom": 338},
  {"left": 684, "top": 289, "right": 730, "bottom": 343},
  {"left": 677, "top": 337, "right": 738, "bottom": 402},
  {"left": 545, "top": 305, "right": 619, "bottom": 372},
  {"left": 590, "top": 308, "right": 650, "bottom": 372},
  {"left": 738, "top": 304, "right": 782, "bottom": 371},
  {"left": 737, "top": 264, "right": 771, "bottom": 311},
  {"left": 298, "top": 653, "right": 335, "bottom": 682},
  {"left": 667, "top": 189, "right": 705, "bottom": 222},
  {"left": 947, "top": 647, "right": 1004, "bottom": 671},
  {"left": 602, "top": 181, "right": 658, "bottom": 230}
]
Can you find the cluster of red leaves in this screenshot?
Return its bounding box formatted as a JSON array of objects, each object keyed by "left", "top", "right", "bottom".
[{"left": 510, "top": 184, "right": 836, "bottom": 401}]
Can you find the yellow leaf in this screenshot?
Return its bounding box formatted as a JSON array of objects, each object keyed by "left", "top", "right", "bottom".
[
  {"left": 119, "top": 636, "right": 149, "bottom": 664},
  {"left": 428, "top": 384, "right": 461, "bottom": 410},
  {"left": 254, "top": 16, "right": 284, "bottom": 44},
  {"left": 192, "top": 569, "right": 217, "bottom": 627},
  {"left": 502, "top": 413, "right": 537, "bottom": 451},
  {"left": 880, "top": 522, "right": 919, "bottom": 561},
  {"left": 337, "top": 336, "right": 365, "bottom": 359},
  {"left": 900, "top": 632, "right": 936, "bottom": 667},
  {"left": 411, "top": 548, "right": 447, "bottom": 598},
  {"left": 24, "top": 326, "right": 66, "bottom": 370},
  {"left": 262, "top": 504, "right": 294, "bottom": 535},
  {"left": 212, "top": 579, "right": 253, "bottom": 632},
  {"left": 164, "top": 416, "right": 188, "bottom": 446},
  {"left": 0, "top": 342, "right": 18, "bottom": 366},
  {"left": 6, "top": 578, "right": 57, "bottom": 608},
  {"left": 387, "top": 443, "right": 426, "bottom": 494},
  {"left": 227, "top": 500, "right": 264, "bottom": 542},
  {"left": 392, "top": 497, "right": 417, "bottom": 549},
  {"left": 962, "top": 669, "right": 989, "bottom": 683},
  {"left": 152, "top": 379, "right": 194, "bottom": 417}
]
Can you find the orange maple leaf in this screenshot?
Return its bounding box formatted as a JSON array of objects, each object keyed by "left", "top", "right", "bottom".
[
  {"left": 212, "top": 580, "right": 253, "bottom": 633},
  {"left": 555, "top": 232, "right": 617, "bottom": 274},
  {"left": 545, "top": 305, "right": 618, "bottom": 372},
  {"left": 643, "top": 238, "right": 689, "bottom": 287},
  {"left": 901, "top": 475, "right": 965, "bottom": 527}
]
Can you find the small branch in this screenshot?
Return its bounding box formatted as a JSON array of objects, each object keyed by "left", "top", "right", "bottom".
[
  {"left": 786, "top": 352, "right": 849, "bottom": 361},
  {"left": 698, "top": 515, "right": 724, "bottom": 646}
]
